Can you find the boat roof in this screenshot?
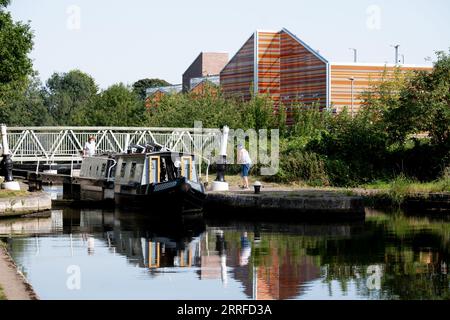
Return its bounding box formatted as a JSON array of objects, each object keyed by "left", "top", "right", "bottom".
[{"left": 117, "top": 151, "right": 196, "bottom": 158}]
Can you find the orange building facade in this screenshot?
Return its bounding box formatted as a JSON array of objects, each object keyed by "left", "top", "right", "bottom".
[
  {"left": 220, "top": 28, "right": 432, "bottom": 115},
  {"left": 330, "top": 63, "right": 432, "bottom": 114}
]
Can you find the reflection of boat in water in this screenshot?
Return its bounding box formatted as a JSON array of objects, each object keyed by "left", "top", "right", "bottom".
[
  {"left": 114, "top": 210, "right": 206, "bottom": 269},
  {"left": 78, "top": 143, "right": 206, "bottom": 214},
  {"left": 61, "top": 208, "right": 206, "bottom": 269}
]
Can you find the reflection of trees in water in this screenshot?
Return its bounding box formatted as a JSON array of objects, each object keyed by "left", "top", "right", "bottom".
[
  {"left": 317, "top": 216, "right": 450, "bottom": 300},
  {"left": 220, "top": 214, "right": 450, "bottom": 300},
  {"left": 8, "top": 207, "right": 450, "bottom": 300}
]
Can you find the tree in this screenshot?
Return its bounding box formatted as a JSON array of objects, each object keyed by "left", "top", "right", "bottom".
[
  {"left": 241, "top": 93, "right": 276, "bottom": 132},
  {"left": 43, "top": 70, "right": 98, "bottom": 125},
  {"left": 0, "top": 75, "right": 52, "bottom": 126},
  {"left": 384, "top": 51, "right": 450, "bottom": 145},
  {"left": 132, "top": 78, "right": 171, "bottom": 100},
  {"left": 0, "top": 0, "right": 34, "bottom": 108},
  {"left": 90, "top": 83, "right": 144, "bottom": 126}
]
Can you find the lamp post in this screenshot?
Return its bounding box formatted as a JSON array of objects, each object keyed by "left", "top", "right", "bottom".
[
  {"left": 348, "top": 77, "right": 355, "bottom": 117},
  {"left": 349, "top": 48, "right": 358, "bottom": 63},
  {"left": 391, "top": 44, "right": 400, "bottom": 64}
]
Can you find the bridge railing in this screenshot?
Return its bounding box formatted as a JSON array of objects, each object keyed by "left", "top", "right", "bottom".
[{"left": 6, "top": 127, "right": 222, "bottom": 163}]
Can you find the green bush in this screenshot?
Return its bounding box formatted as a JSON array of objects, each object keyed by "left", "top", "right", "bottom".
[{"left": 269, "top": 150, "right": 329, "bottom": 186}]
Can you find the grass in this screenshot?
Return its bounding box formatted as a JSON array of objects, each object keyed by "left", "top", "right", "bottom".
[
  {"left": 203, "top": 171, "right": 450, "bottom": 206},
  {"left": 361, "top": 174, "right": 450, "bottom": 206},
  {"left": 0, "top": 190, "right": 28, "bottom": 198},
  {"left": 0, "top": 286, "right": 5, "bottom": 300},
  {"left": 363, "top": 175, "right": 450, "bottom": 194}
]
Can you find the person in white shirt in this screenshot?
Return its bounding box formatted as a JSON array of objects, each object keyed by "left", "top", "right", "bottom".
[
  {"left": 83, "top": 136, "right": 96, "bottom": 157},
  {"left": 237, "top": 144, "right": 252, "bottom": 190}
]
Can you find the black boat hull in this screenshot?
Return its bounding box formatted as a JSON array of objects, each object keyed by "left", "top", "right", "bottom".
[{"left": 115, "top": 178, "right": 205, "bottom": 215}]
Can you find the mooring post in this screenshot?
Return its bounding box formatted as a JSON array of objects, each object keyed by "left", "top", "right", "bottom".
[
  {"left": 212, "top": 126, "right": 230, "bottom": 191},
  {"left": 0, "top": 124, "right": 21, "bottom": 190}
]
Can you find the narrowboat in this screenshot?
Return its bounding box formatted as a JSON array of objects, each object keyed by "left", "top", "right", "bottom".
[{"left": 78, "top": 143, "right": 207, "bottom": 214}]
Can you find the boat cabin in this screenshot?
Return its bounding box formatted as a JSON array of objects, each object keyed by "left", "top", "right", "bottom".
[{"left": 113, "top": 152, "right": 200, "bottom": 194}]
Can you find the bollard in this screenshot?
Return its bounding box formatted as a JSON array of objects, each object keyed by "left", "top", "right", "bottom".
[
  {"left": 253, "top": 181, "right": 262, "bottom": 194},
  {"left": 0, "top": 124, "right": 21, "bottom": 191}
]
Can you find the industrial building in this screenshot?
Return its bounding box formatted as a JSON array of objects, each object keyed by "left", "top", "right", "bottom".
[
  {"left": 146, "top": 52, "right": 227, "bottom": 105},
  {"left": 220, "top": 28, "right": 432, "bottom": 115},
  {"left": 182, "top": 52, "right": 229, "bottom": 92}
]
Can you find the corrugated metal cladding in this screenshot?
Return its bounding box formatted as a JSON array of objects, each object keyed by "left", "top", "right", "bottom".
[
  {"left": 220, "top": 30, "right": 328, "bottom": 110},
  {"left": 279, "top": 30, "right": 327, "bottom": 110},
  {"left": 220, "top": 34, "right": 255, "bottom": 101},
  {"left": 258, "top": 32, "right": 281, "bottom": 103},
  {"left": 330, "top": 64, "right": 432, "bottom": 113},
  {"left": 220, "top": 28, "right": 433, "bottom": 115}
]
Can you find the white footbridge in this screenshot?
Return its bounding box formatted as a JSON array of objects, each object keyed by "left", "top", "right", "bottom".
[{"left": 5, "top": 127, "right": 222, "bottom": 163}]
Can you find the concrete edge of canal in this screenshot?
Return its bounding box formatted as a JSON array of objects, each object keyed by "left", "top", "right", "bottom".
[
  {"left": 0, "top": 192, "right": 52, "bottom": 218},
  {"left": 0, "top": 191, "right": 49, "bottom": 300},
  {"left": 0, "top": 246, "right": 39, "bottom": 300},
  {"left": 205, "top": 191, "right": 366, "bottom": 221}
]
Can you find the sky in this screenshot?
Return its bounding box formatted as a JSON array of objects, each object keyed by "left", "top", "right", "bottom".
[{"left": 8, "top": 0, "right": 450, "bottom": 89}]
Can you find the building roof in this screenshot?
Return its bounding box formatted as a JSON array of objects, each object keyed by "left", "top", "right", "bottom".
[
  {"left": 189, "top": 75, "right": 220, "bottom": 91},
  {"left": 146, "top": 84, "right": 182, "bottom": 96},
  {"left": 182, "top": 52, "right": 229, "bottom": 77}
]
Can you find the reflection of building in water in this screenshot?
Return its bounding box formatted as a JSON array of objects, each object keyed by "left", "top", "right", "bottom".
[
  {"left": 254, "top": 252, "right": 320, "bottom": 300},
  {"left": 232, "top": 237, "right": 321, "bottom": 300},
  {"left": 197, "top": 229, "right": 322, "bottom": 299},
  {"left": 58, "top": 208, "right": 328, "bottom": 298}
]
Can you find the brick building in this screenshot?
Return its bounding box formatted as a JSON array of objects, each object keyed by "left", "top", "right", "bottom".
[{"left": 182, "top": 52, "right": 229, "bottom": 92}]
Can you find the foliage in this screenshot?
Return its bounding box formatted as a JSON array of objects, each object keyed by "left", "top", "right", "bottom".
[
  {"left": 43, "top": 70, "right": 98, "bottom": 125},
  {"left": 270, "top": 147, "right": 329, "bottom": 186},
  {"left": 0, "top": 0, "right": 34, "bottom": 108},
  {"left": 145, "top": 88, "right": 251, "bottom": 129},
  {"left": 383, "top": 51, "right": 450, "bottom": 146},
  {"left": 132, "top": 78, "right": 171, "bottom": 100},
  {"left": 241, "top": 93, "right": 276, "bottom": 132},
  {"left": 0, "top": 75, "right": 52, "bottom": 126},
  {"left": 89, "top": 83, "right": 145, "bottom": 126},
  {"left": 0, "top": 11, "right": 447, "bottom": 191}
]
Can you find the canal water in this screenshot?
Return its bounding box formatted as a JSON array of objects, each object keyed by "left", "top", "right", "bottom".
[{"left": 0, "top": 188, "right": 449, "bottom": 300}]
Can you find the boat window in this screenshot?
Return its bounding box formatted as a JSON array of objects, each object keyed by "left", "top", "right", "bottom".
[
  {"left": 130, "top": 162, "right": 137, "bottom": 178},
  {"left": 149, "top": 156, "right": 160, "bottom": 184},
  {"left": 101, "top": 163, "right": 106, "bottom": 176},
  {"left": 191, "top": 160, "right": 198, "bottom": 182},
  {"left": 120, "top": 162, "right": 127, "bottom": 178},
  {"left": 181, "top": 156, "right": 192, "bottom": 180}
]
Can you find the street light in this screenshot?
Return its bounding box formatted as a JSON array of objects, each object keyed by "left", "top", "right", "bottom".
[
  {"left": 349, "top": 48, "right": 358, "bottom": 63},
  {"left": 348, "top": 77, "right": 355, "bottom": 117},
  {"left": 391, "top": 44, "right": 400, "bottom": 64}
]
